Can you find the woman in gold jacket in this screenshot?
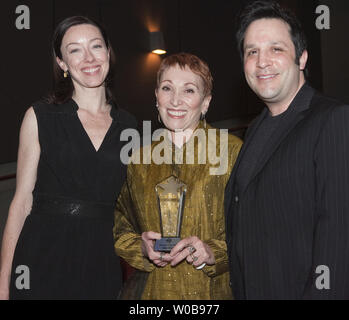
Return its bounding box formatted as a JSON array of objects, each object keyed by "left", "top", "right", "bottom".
[{"left": 114, "top": 53, "right": 242, "bottom": 299}]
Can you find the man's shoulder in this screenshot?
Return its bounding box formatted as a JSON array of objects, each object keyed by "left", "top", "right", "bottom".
[
  {"left": 305, "top": 89, "right": 349, "bottom": 134},
  {"left": 309, "top": 88, "right": 348, "bottom": 111}
]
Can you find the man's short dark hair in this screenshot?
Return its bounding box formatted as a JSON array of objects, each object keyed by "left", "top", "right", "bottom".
[{"left": 236, "top": 0, "right": 307, "bottom": 65}]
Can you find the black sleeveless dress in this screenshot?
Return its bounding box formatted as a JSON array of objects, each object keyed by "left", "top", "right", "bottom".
[{"left": 10, "top": 99, "right": 136, "bottom": 300}]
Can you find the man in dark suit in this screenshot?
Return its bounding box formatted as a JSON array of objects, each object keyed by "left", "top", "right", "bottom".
[{"left": 225, "top": 0, "right": 349, "bottom": 299}]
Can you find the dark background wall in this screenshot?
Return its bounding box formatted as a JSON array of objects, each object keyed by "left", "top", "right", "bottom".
[
  {"left": 320, "top": 0, "right": 349, "bottom": 103},
  {"left": 0, "top": 0, "right": 347, "bottom": 164}
]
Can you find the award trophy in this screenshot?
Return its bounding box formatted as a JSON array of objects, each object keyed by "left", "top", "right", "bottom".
[{"left": 154, "top": 175, "right": 187, "bottom": 252}]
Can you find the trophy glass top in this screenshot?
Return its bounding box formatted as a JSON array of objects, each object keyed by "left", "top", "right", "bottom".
[{"left": 155, "top": 175, "right": 187, "bottom": 238}]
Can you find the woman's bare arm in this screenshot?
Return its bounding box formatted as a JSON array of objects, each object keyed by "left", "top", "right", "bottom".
[{"left": 0, "top": 107, "right": 40, "bottom": 299}]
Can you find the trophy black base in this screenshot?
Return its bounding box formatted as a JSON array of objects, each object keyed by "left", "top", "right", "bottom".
[{"left": 154, "top": 237, "right": 180, "bottom": 252}]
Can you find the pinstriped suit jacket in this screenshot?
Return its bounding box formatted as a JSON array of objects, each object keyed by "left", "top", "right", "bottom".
[{"left": 225, "top": 84, "right": 349, "bottom": 299}]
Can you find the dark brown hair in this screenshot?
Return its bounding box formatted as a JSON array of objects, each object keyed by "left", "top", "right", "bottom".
[
  {"left": 236, "top": 0, "right": 307, "bottom": 66},
  {"left": 47, "top": 16, "right": 115, "bottom": 104}
]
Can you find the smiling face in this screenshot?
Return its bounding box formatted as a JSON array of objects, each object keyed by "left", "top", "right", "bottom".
[
  {"left": 56, "top": 23, "right": 110, "bottom": 91},
  {"left": 243, "top": 18, "right": 307, "bottom": 114},
  {"left": 155, "top": 65, "right": 211, "bottom": 132}
]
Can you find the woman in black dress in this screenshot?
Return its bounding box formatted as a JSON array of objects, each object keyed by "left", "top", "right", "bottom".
[{"left": 0, "top": 16, "right": 136, "bottom": 299}]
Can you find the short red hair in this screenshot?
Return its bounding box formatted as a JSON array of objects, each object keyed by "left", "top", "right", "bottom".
[{"left": 156, "top": 52, "right": 213, "bottom": 97}]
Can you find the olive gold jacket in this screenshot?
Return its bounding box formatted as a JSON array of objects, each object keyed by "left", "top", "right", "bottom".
[{"left": 114, "top": 122, "right": 242, "bottom": 299}]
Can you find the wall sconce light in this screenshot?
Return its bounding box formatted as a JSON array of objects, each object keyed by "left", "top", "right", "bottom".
[{"left": 149, "top": 31, "right": 166, "bottom": 55}]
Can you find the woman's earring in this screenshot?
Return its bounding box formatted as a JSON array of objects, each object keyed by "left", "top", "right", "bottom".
[
  {"left": 200, "top": 112, "right": 207, "bottom": 128},
  {"left": 63, "top": 70, "right": 69, "bottom": 78},
  {"left": 156, "top": 102, "right": 162, "bottom": 124}
]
